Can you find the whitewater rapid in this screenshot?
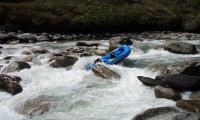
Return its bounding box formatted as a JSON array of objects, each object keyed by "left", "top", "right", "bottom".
[{"left": 0, "top": 39, "right": 199, "bottom": 120}]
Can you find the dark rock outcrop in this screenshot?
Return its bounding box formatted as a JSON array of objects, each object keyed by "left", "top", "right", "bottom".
[
  {"left": 156, "top": 74, "right": 200, "bottom": 91},
  {"left": 1, "top": 61, "right": 31, "bottom": 73},
  {"left": 0, "top": 74, "right": 22, "bottom": 95},
  {"left": 137, "top": 76, "right": 163, "bottom": 86},
  {"left": 92, "top": 64, "right": 120, "bottom": 79},
  {"left": 176, "top": 100, "right": 200, "bottom": 113},
  {"left": 0, "top": 34, "right": 16, "bottom": 44},
  {"left": 49, "top": 55, "right": 78, "bottom": 68},
  {"left": 154, "top": 85, "right": 182, "bottom": 101},
  {"left": 164, "top": 40, "right": 197, "bottom": 54}
]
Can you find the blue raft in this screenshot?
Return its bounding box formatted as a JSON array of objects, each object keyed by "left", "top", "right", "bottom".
[{"left": 85, "top": 45, "right": 131, "bottom": 70}]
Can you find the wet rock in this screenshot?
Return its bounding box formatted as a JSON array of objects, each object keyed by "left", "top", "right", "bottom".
[
  {"left": 89, "top": 48, "right": 107, "bottom": 56},
  {"left": 76, "top": 41, "right": 99, "bottom": 47},
  {"left": 132, "top": 107, "right": 179, "bottom": 120},
  {"left": 156, "top": 74, "right": 200, "bottom": 91},
  {"left": 17, "top": 33, "right": 37, "bottom": 43},
  {"left": 133, "top": 106, "right": 200, "bottom": 120},
  {"left": 52, "top": 34, "right": 62, "bottom": 40},
  {"left": 8, "top": 40, "right": 20, "bottom": 44},
  {"left": 1, "top": 61, "right": 31, "bottom": 73},
  {"left": 165, "top": 58, "right": 200, "bottom": 77},
  {"left": 47, "top": 53, "right": 63, "bottom": 63},
  {"left": 21, "top": 56, "right": 33, "bottom": 62},
  {"left": 49, "top": 55, "right": 78, "bottom": 68},
  {"left": 92, "top": 64, "right": 120, "bottom": 79},
  {"left": 0, "top": 74, "right": 22, "bottom": 95},
  {"left": 137, "top": 76, "right": 163, "bottom": 86},
  {"left": 3, "top": 56, "right": 17, "bottom": 63},
  {"left": 30, "top": 46, "right": 48, "bottom": 54},
  {"left": 0, "top": 34, "right": 16, "bottom": 44},
  {"left": 17, "top": 95, "right": 56, "bottom": 117},
  {"left": 154, "top": 85, "right": 182, "bottom": 101},
  {"left": 36, "top": 33, "right": 51, "bottom": 42},
  {"left": 190, "top": 90, "right": 200, "bottom": 100},
  {"left": 21, "top": 50, "right": 31, "bottom": 55},
  {"left": 109, "top": 36, "right": 133, "bottom": 46},
  {"left": 80, "top": 52, "right": 93, "bottom": 57},
  {"left": 164, "top": 40, "right": 197, "bottom": 54},
  {"left": 67, "top": 47, "right": 84, "bottom": 54},
  {"left": 148, "top": 64, "right": 168, "bottom": 75},
  {"left": 176, "top": 100, "right": 200, "bottom": 113},
  {"left": 108, "top": 44, "right": 118, "bottom": 52}
]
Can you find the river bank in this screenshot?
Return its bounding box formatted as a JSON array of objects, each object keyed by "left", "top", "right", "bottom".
[{"left": 1, "top": 30, "right": 200, "bottom": 44}]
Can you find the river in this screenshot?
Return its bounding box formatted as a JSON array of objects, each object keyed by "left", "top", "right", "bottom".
[{"left": 0, "top": 39, "right": 199, "bottom": 120}]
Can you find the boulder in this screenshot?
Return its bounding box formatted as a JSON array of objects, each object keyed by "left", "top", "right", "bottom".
[
  {"left": 190, "top": 90, "right": 200, "bottom": 100},
  {"left": 0, "top": 74, "right": 22, "bottom": 95},
  {"left": 109, "top": 36, "right": 133, "bottom": 46},
  {"left": 36, "top": 33, "right": 51, "bottom": 42},
  {"left": 137, "top": 76, "right": 163, "bottom": 86},
  {"left": 0, "top": 34, "right": 16, "bottom": 44},
  {"left": 176, "top": 100, "right": 200, "bottom": 113},
  {"left": 21, "top": 50, "right": 31, "bottom": 55},
  {"left": 92, "top": 64, "right": 120, "bottom": 79},
  {"left": 49, "top": 55, "right": 78, "bottom": 68},
  {"left": 17, "top": 33, "right": 37, "bottom": 43},
  {"left": 1, "top": 61, "right": 31, "bottom": 73},
  {"left": 164, "top": 40, "right": 197, "bottom": 54},
  {"left": 52, "top": 34, "right": 62, "bottom": 40},
  {"left": 21, "top": 56, "right": 33, "bottom": 62},
  {"left": 165, "top": 58, "right": 200, "bottom": 77},
  {"left": 133, "top": 106, "right": 200, "bottom": 120},
  {"left": 156, "top": 74, "right": 200, "bottom": 91},
  {"left": 154, "top": 85, "right": 182, "bottom": 101},
  {"left": 76, "top": 41, "right": 99, "bottom": 47},
  {"left": 17, "top": 95, "right": 55, "bottom": 117},
  {"left": 30, "top": 46, "right": 48, "bottom": 54},
  {"left": 89, "top": 48, "right": 107, "bottom": 56}
]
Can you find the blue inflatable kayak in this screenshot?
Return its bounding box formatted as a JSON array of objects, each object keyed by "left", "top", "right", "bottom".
[{"left": 85, "top": 45, "right": 131, "bottom": 70}]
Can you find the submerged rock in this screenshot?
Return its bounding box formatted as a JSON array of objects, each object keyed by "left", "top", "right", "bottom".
[
  {"left": 17, "top": 95, "right": 56, "bottom": 117},
  {"left": 49, "top": 55, "right": 78, "bottom": 68},
  {"left": 154, "top": 85, "right": 182, "bottom": 101},
  {"left": 2, "top": 61, "right": 31, "bottom": 73},
  {"left": 92, "top": 64, "right": 120, "bottom": 79},
  {"left": 176, "top": 100, "right": 200, "bottom": 113},
  {"left": 164, "top": 40, "right": 197, "bottom": 54},
  {"left": 0, "top": 74, "right": 22, "bottom": 95}
]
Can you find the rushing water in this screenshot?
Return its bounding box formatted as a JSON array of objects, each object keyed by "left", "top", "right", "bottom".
[{"left": 0, "top": 39, "right": 199, "bottom": 120}]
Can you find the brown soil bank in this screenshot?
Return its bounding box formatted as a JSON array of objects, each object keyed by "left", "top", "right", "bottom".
[{"left": 0, "top": 0, "right": 200, "bottom": 33}]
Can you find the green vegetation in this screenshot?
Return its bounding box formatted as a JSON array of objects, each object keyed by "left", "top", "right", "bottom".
[{"left": 0, "top": 0, "right": 200, "bottom": 33}]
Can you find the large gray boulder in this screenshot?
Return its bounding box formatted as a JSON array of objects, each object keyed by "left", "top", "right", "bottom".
[
  {"left": 176, "top": 100, "right": 200, "bottom": 113},
  {"left": 165, "top": 58, "right": 200, "bottom": 77},
  {"left": 92, "top": 64, "right": 120, "bottom": 79},
  {"left": 1, "top": 61, "right": 31, "bottom": 73},
  {"left": 49, "top": 55, "right": 78, "bottom": 68},
  {"left": 0, "top": 74, "right": 22, "bottom": 95},
  {"left": 132, "top": 106, "right": 200, "bottom": 120},
  {"left": 36, "top": 33, "right": 51, "bottom": 42},
  {"left": 164, "top": 40, "right": 197, "bottom": 54},
  {"left": 30, "top": 46, "right": 48, "bottom": 54},
  {"left": 17, "top": 33, "right": 37, "bottom": 43},
  {"left": 154, "top": 85, "right": 182, "bottom": 101}
]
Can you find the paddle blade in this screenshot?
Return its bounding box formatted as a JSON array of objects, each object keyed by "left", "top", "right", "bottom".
[{"left": 84, "top": 64, "right": 96, "bottom": 70}]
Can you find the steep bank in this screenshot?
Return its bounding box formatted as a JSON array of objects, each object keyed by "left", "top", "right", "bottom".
[{"left": 0, "top": 0, "right": 200, "bottom": 33}]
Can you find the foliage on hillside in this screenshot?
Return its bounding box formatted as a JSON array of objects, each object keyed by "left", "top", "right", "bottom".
[{"left": 0, "top": 0, "right": 200, "bottom": 33}]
